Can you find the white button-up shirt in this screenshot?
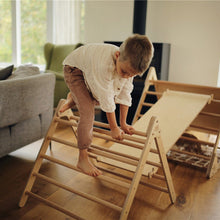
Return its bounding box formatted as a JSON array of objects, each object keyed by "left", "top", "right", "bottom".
[{"left": 63, "top": 43, "right": 134, "bottom": 113}]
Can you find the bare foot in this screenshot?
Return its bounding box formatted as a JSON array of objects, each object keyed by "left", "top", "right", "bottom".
[
  {"left": 60, "top": 92, "right": 75, "bottom": 113},
  {"left": 77, "top": 149, "right": 102, "bottom": 177}
]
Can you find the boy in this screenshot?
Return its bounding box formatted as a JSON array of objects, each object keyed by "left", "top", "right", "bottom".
[{"left": 60, "top": 34, "right": 154, "bottom": 177}]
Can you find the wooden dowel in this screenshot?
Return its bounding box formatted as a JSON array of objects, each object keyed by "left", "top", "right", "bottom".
[
  {"left": 91, "top": 143, "right": 161, "bottom": 168},
  {"left": 149, "top": 79, "right": 219, "bottom": 91},
  {"left": 41, "top": 154, "right": 130, "bottom": 189},
  {"left": 92, "top": 132, "right": 144, "bottom": 150},
  {"left": 49, "top": 136, "right": 78, "bottom": 149},
  {"left": 170, "top": 148, "right": 211, "bottom": 160},
  {"left": 88, "top": 147, "right": 139, "bottom": 167},
  {"left": 49, "top": 136, "right": 161, "bottom": 169},
  {"left": 145, "top": 91, "right": 162, "bottom": 96},
  {"left": 56, "top": 117, "right": 147, "bottom": 139},
  {"left": 142, "top": 102, "right": 154, "bottom": 107},
  {"left": 70, "top": 115, "right": 146, "bottom": 137},
  {"left": 138, "top": 114, "right": 144, "bottom": 118},
  {"left": 148, "top": 80, "right": 220, "bottom": 103},
  {"left": 142, "top": 182, "right": 169, "bottom": 193},
  {"left": 54, "top": 118, "right": 147, "bottom": 147},
  {"left": 189, "top": 124, "right": 219, "bottom": 134},
  {"left": 179, "top": 136, "right": 215, "bottom": 147},
  {"left": 55, "top": 117, "right": 78, "bottom": 127},
  {"left": 93, "top": 133, "right": 158, "bottom": 154},
  {"left": 33, "top": 172, "right": 122, "bottom": 212},
  {"left": 97, "top": 164, "right": 165, "bottom": 182},
  {"left": 96, "top": 158, "right": 151, "bottom": 176},
  {"left": 200, "top": 111, "right": 220, "bottom": 118},
  {"left": 152, "top": 173, "right": 166, "bottom": 181},
  {"left": 212, "top": 99, "right": 220, "bottom": 103},
  {"left": 93, "top": 127, "right": 146, "bottom": 144},
  {"left": 26, "top": 191, "right": 85, "bottom": 220}
]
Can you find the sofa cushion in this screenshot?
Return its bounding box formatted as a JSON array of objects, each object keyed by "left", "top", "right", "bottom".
[
  {"left": 7, "top": 64, "right": 40, "bottom": 80},
  {"left": 0, "top": 65, "right": 14, "bottom": 80}
]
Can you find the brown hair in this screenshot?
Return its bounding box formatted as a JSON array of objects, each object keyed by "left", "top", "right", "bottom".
[{"left": 119, "top": 34, "right": 154, "bottom": 75}]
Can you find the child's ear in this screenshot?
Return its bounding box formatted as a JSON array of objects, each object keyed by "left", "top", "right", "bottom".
[{"left": 115, "top": 51, "right": 120, "bottom": 59}]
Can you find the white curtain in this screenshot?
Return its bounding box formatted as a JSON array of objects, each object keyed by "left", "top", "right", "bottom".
[{"left": 53, "top": 0, "right": 82, "bottom": 44}]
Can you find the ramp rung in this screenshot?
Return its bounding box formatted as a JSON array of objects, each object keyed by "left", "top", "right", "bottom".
[{"left": 33, "top": 172, "right": 123, "bottom": 212}]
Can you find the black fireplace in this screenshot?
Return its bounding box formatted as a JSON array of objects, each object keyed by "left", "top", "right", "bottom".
[{"left": 100, "top": 0, "right": 170, "bottom": 124}]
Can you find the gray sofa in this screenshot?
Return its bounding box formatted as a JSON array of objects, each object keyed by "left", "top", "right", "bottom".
[{"left": 0, "top": 72, "right": 55, "bottom": 158}]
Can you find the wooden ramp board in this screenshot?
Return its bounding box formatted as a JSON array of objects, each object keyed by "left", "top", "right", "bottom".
[{"left": 100, "top": 90, "right": 211, "bottom": 175}]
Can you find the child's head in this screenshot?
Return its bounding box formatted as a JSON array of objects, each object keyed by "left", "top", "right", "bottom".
[{"left": 116, "top": 34, "right": 154, "bottom": 78}]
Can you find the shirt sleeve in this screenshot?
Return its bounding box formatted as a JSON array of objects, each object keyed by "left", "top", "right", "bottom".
[{"left": 115, "top": 77, "right": 134, "bottom": 106}]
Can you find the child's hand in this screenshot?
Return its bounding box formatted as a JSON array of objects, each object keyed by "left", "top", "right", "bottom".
[
  {"left": 121, "top": 123, "right": 135, "bottom": 135},
  {"left": 111, "top": 127, "right": 125, "bottom": 141}
]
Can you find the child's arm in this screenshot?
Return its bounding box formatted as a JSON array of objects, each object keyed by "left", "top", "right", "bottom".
[
  {"left": 120, "top": 104, "right": 135, "bottom": 135},
  {"left": 106, "top": 112, "right": 124, "bottom": 140}
]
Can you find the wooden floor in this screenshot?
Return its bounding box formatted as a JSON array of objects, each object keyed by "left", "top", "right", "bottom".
[{"left": 1, "top": 125, "right": 220, "bottom": 220}]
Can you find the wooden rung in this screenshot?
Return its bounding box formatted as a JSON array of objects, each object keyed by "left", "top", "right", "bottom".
[
  {"left": 55, "top": 117, "right": 78, "bottom": 127},
  {"left": 200, "top": 111, "right": 220, "bottom": 118},
  {"left": 93, "top": 132, "right": 144, "bottom": 150},
  {"left": 89, "top": 147, "right": 139, "bottom": 167},
  {"left": 41, "top": 154, "right": 130, "bottom": 189},
  {"left": 142, "top": 182, "right": 169, "bottom": 193},
  {"left": 212, "top": 99, "right": 220, "bottom": 103},
  {"left": 52, "top": 120, "right": 159, "bottom": 154},
  {"left": 91, "top": 143, "right": 162, "bottom": 168},
  {"left": 49, "top": 136, "right": 161, "bottom": 169},
  {"left": 33, "top": 172, "right": 123, "bottom": 212},
  {"left": 93, "top": 127, "right": 146, "bottom": 144},
  {"left": 26, "top": 191, "right": 85, "bottom": 220},
  {"left": 70, "top": 115, "right": 146, "bottom": 137},
  {"left": 55, "top": 117, "right": 147, "bottom": 142},
  {"left": 142, "top": 102, "right": 154, "bottom": 107},
  {"left": 179, "top": 136, "right": 215, "bottom": 147},
  {"left": 49, "top": 135, "right": 76, "bottom": 145},
  {"left": 90, "top": 146, "right": 158, "bottom": 169},
  {"left": 152, "top": 173, "right": 166, "bottom": 181},
  {"left": 189, "top": 124, "right": 219, "bottom": 134},
  {"left": 145, "top": 91, "right": 162, "bottom": 96},
  {"left": 96, "top": 156, "right": 159, "bottom": 178},
  {"left": 96, "top": 165, "right": 167, "bottom": 191},
  {"left": 170, "top": 148, "right": 210, "bottom": 160}
]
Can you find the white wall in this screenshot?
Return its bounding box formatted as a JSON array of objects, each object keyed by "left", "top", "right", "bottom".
[
  {"left": 84, "top": 0, "right": 134, "bottom": 43},
  {"left": 84, "top": 0, "right": 220, "bottom": 87}
]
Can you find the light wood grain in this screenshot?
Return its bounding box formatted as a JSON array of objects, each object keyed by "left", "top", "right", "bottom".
[{"left": 2, "top": 125, "right": 220, "bottom": 219}]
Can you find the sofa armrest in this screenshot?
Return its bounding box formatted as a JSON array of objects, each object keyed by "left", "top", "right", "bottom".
[{"left": 0, "top": 72, "right": 55, "bottom": 128}]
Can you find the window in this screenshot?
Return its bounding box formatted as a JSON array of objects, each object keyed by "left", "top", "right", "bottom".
[
  {"left": 0, "top": 1, "right": 12, "bottom": 64},
  {"left": 0, "top": 0, "right": 47, "bottom": 67},
  {"left": 0, "top": 0, "right": 83, "bottom": 68},
  {"left": 20, "top": 0, "right": 47, "bottom": 65}
]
